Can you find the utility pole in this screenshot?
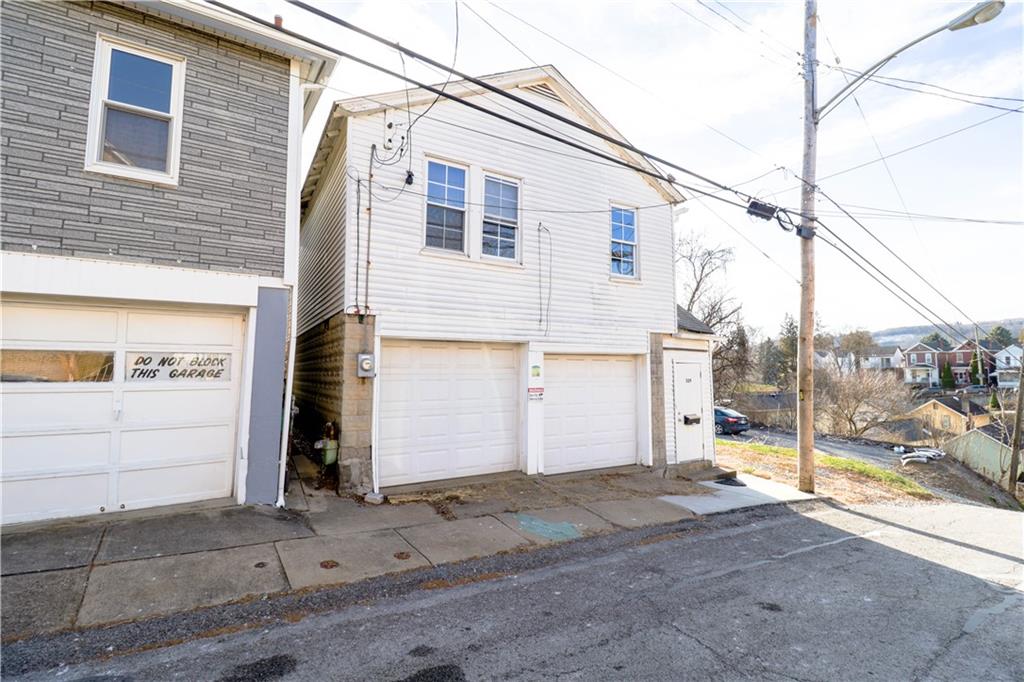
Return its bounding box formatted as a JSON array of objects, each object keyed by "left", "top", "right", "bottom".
[
  {"left": 796, "top": 0, "right": 817, "bottom": 493},
  {"left": 1008, "top": 345, "right": 1023, "bottom": 497}
]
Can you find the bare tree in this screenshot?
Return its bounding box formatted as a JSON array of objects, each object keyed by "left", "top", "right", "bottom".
[
  {"left": 674, "top": 231, "right": 749, "bottom": 398},
  {"left": 816, "top": 368, "right": 911, "bottom": 437}
]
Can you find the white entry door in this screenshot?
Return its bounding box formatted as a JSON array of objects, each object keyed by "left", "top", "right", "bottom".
[
  {"left": 671, "top": 359, "right": 705, "bottom": 463},
  {"left": 377, "top": 340, "right": 519, "bottom": 486},
  {"left": 1, "top": 300, "right": 244, "bottom": 524},
  {"left": 544, "top": 355, "right": 637, "bottom": 474}
]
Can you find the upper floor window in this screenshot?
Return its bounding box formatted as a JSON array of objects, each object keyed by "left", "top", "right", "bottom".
[
  {"left": 482, "top": 175, "right": 519, "bottom": 260},
  {"left": 86, "top": 37, "right": 184, "bottom": 185},
  {"left": 425, "top": 160, "right": 467, "bottom": 252},
  {"left": 957, "top": 352, "right": 965, "bottom": 363},
  {"left": 925, "top": 353, "right": 932, "bottom": 363},
  {"left": 610, "top": 207, "right": 637, "bottom": 277}
]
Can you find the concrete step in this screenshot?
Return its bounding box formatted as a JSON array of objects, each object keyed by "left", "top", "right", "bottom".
[{"left": 669, "top": 461, "right": 737, "bottom": 482}]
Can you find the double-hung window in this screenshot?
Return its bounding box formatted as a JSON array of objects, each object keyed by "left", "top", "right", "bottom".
[
  {"left": 425, "top": 160, "right": 467, "bottom": 252},
  {"left": 86, "top": 37, "right": 184, "bottom": 184},
  {"left": 482, "top": 176, "right": 519, "bottom": 259},
  {"left": 610, "top": 207, "right": 637, "bottom": 277}
]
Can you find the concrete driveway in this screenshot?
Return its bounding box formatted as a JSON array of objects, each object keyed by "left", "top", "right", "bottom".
[{"left": 9, "top": 500, "right": 1021, "bottom": 681}]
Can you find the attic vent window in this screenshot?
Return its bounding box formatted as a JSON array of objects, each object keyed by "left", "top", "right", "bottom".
[{"left": 523, "top": 83, "right": 564, "bottom": 104}]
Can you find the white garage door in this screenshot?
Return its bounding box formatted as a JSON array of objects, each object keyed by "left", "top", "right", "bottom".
[
  {"left": 378, "top": 340, "right": 518, "bottom": 487},
  {"left": 1, "top": 300, "right": 244, "bottom": 524},
  {"left": 544, "top": 355, "right": 637, "bottom": 475}
]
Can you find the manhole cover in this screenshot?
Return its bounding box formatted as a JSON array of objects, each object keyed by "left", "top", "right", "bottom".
[{"left": 320, "top": 560, "right": 340, "bottom": 569}]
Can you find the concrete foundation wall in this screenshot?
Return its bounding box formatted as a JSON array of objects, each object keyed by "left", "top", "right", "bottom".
[
  {"left": 293, "top": 311, "right": 375, "bottom": 491},
  {"left": 649, "top": 333, "right": 667, "bottom": 469}
]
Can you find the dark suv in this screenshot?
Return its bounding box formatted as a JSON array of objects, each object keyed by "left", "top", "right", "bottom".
[{"left": 714, "top": 407, "right": 749, "bottom": 435}]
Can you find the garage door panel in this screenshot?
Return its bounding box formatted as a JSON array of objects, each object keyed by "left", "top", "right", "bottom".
[
  {"left": 2, "top": 473, "right": 109, "bottom": 523},
  {"left": 117, "top": 460, "right": 231, "bottom": 507},
  {"left": 2, "top": 304, "right": 118, "bottom": 344},
  {"left": 544, "top": 355, "right": 637, "bottom": 475},
  {"left": 1, "top": 302, "right": 244, "bottom": 524},
  {"left": 120, "top": 424, "right": 233, "bottom": 464},
  {"left": 2, "top": 431, "right": 110, "bottom": 474},
  {"left": 379, "top": 340, "right": 518, "bottom": 487},
  {"left": 126, "top": 311, "right": 238, "bottom": 346},
  {"left": 122, "top": 388, "right": 236, "bottom": 424},
  {"left": 3, "top": 391, "right": 114, "bottom": 430}
]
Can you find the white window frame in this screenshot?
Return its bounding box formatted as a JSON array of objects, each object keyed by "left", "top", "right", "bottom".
[
  {"left": 481, "top": 172, "right": 521, "bottom": 263},
  {"left": 85, "top": 35, "right": 186, "bottom": 186},
  {"left": 610, "top": 204, "right": 639, "bottom": 279},
  {"left": 422, "top": 157, "right": 469, "bottom": 255}
]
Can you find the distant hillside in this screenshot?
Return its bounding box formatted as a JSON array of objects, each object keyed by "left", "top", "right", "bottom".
[{"left": 872, "top": 319, "right": 1024, "bottom": 348}]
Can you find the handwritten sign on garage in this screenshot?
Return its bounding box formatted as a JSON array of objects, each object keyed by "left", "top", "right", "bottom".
[{"left": 126, "top": 352, "right": 231, "bottom": 381}]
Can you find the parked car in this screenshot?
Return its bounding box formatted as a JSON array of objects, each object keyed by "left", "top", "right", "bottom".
[{"left": 714, "top": 407, "right": 749, "bottom": 435}]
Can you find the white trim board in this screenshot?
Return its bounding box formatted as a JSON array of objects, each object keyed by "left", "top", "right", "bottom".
[{"left": 2, "top": 251, "right": 284, "bottom": 308}]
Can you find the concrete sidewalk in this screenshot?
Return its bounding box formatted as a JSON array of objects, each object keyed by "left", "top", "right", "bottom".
[{"left": 1, "top": 464, "right": 800, "bottom": 641}]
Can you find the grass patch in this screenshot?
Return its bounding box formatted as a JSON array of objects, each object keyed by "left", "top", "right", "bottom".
[
  {"left": 716, "top": 439, "right": 933, "bottom": 499},
  {"left": 736, "top": 382, "right": 781, "bottom": 393},
  {"left": 817, "top": 455, "right": 932, "bottom": 498},
  {"left": 717, "top": 439, "right": 796, "bottom": 459}
]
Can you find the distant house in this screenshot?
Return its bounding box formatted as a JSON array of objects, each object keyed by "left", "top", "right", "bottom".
[
  {"left": 991, "top": 345, "right": 1022, "bottom": 389},
  {"left": 903, "top": 342, "right": 940, "bottom": 387},
  {"left": 863, "top": 346, "right": 904, "bottom": 371},
  {"left": 813, "top": 349, "right": 856, "bottom": 374},
  {"left": 939, "top": 339, "right": 997, "bottom": 387},
  {"left": 904, "top": 396, "right": 992, "bottom": 445},
  {"left": 734, "top": 392, "right": 798, "bottom": 429},
  {"left": 944, "top": 422, "right": 1017, "bottom": 489}
]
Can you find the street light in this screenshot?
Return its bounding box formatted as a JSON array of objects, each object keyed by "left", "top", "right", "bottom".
[{"left": 794, "top": 0, "right": 1006, "bottom": 493}]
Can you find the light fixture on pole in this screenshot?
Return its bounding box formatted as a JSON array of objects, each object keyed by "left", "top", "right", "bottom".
[{"left": 795, "top": 0, "right": 1005, "bottom": 493}]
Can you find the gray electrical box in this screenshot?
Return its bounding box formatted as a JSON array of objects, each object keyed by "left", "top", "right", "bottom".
[
  {"left": 683, "top": 414, "right": 701, "bottom": 425},
  {"left": 356, "top": 353, "right": 376, "bottom": 378}
]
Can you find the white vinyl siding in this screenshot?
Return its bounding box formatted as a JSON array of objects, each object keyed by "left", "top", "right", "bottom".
[
  {"left": 85, "top": 36, "right": 185, "bottom": 185},
  {"left": 297, "top": 122, "right": 348, "bottom": 334},
  {"left": 337, "top": 87, "right": 675, "bottom": 351}
]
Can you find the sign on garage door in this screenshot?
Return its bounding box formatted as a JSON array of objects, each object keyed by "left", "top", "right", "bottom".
[{"left": 1, "top": 300, "right": 244, "bottom": 524}]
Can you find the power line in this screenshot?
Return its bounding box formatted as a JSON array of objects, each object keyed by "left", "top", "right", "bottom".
[
  {"left": 822, "top": 63, "right": 1024, "bottom": 114},
  {"left": 282, "top": 0, "right": 767, "bottom": 204},
  {"left": 825, "top": 64, "right": 1024, "bottom": 103},
  {"left": 820, "top": 18, "right": 937, "bottom": 288}
]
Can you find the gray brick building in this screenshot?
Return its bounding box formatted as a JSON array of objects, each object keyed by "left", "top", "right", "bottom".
[{"left": 0, "top": 1, "right": 335, "bottom": 524}]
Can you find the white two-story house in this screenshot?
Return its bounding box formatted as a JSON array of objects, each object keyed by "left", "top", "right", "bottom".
[
  {"left": 903, "top": 342, "right": 940, "bottom": 387},
  {"left": 294, "top": 66, "right": 716, "bottom": 495},
  {"left": 991, "top": 344, "right": 1022, "bottom": 388}
]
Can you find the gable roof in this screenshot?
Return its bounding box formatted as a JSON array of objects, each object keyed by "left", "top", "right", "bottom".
[
  {"left": 977, "top": 421, "right": 1013, "bottom": 445},
  {"left": 676, "top": 306, "right": 714, "bottom": 335},
  {"left": 922, "top": 396, "right": 989, "bottom": 417},
  {"left": 905, "top": 342, "right": 939, "bottom": 353},
  {"left": 301, "top": 65, "right": 684, "bottom": 210}
]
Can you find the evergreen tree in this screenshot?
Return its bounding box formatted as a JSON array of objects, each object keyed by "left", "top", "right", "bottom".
[
  {"left": 919, "top": 332, "right": 952, "bottom": 351},
  {"left": 940, "top": 362, "right": 955, "bottom": 389},
  {"left": 969, "top": 356, "right": 980, "bottom": 385},
  {"left": 989, "top": 391, "right": 1000, "bottom": 410},
  {"left": 778, "top": 314, "right": 799, "bottom": 388},
  {"left": 986, "top": 325, "right": 1014, "bottom": 349}
]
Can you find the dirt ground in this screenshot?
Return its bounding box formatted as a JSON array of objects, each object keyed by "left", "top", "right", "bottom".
[{"left": 715, "top": 442, "right": 939, "bottom": 506}]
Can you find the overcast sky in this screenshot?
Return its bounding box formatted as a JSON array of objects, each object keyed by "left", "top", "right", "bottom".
[{"left": 242, "top": 0, "right": 1022, "bottom": 336}]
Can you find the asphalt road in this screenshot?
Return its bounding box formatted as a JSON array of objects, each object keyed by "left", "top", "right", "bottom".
[
  {"left": 16, "top": 501, "right": 1022, "bottom": 681},
  {"left": 720, "top": 427, "right": 900, "bottom": 467}
]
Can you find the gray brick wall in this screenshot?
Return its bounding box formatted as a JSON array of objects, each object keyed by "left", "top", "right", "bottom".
[{"left": 1, "top": 1, "right": 290, "bottom": 276}]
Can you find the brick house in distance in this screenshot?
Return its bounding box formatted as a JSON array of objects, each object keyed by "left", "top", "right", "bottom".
[{"left": 0, "top": 0, "right": 336, "bottom": 524}]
